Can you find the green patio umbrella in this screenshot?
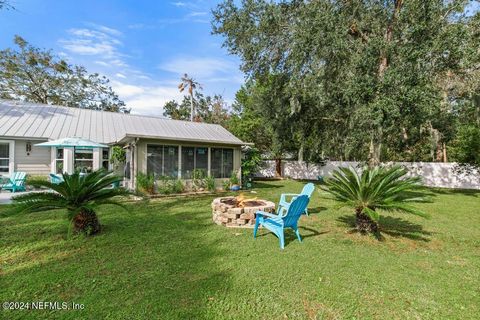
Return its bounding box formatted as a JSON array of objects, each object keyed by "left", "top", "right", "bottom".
[
  {"left": 35, "top": 137, "right": 108, "bottom": 149},
  {"left": 35, "top": 137, "right": 109, "bottom": 174}
]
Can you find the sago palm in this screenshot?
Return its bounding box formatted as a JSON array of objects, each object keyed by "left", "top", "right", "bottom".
[
  {"left": 323, "top": 165, "right": 429, "bottom": 234},
  {"left": 11, "top": 170, "right": 130, "bottom": 235}
]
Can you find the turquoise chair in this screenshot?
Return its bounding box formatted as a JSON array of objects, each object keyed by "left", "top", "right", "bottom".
[
  {"left": 1, "top": 172, "right": 27, "bottom": 193},
  {"left": 278, "top": 183, "right": 315, "bottom": 216},
  {"left": 254, "top": 195, "right": 310, "bottom": 249},
  {"left": 49, "top": 173, "right": 64, "bottom": 184}
]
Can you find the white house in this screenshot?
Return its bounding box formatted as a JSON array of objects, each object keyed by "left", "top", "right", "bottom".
[{"left": 0, "top": 100, "right": 248, "bottom": 188}]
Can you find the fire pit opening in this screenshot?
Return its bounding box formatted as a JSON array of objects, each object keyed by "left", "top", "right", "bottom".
[{"left": 212, "top": 195, "right": 276, "bottom": 228}]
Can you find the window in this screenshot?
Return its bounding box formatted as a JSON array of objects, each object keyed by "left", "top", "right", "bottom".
[
  {"left": 147, "top": 145, "right": 178, "bottom": 178},
  {"left": 181, "top": 146, "right": 208, "bottom": 178},
  {"left": 102, "top": 148, "right": 110, "bottom": 170},
  {"left": 211, "top": 148, "right": 234, "bottom": 178},
  {"left": 74, "top": 149, "right": 93, "bottom": 173},
  {"left": 0, "top": 143, "right": 9, "bottom": 173},
  {"left": 55, "top": 148, "right": 64, "bottom": 174}
]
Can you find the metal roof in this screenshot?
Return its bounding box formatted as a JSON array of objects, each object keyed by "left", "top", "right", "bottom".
[{"left": 0, "top": 100, "right": 247, "bottom": 145}]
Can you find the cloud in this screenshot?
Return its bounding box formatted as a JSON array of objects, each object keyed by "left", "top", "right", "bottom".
[
  {"left": 115, "top": 73, "right": 127, "bottom": 79},
  {"left": 59, "top": 25, "right": 125, "bottom": 62},
  {"left": 171, "top": 1, "right": 187, "bottom": 7},
  {"left": 187, "top": 11, "right": 207, "bottom": 17},
  {"left": 112, "top": 81, "right": 183, "bottom": 116},
  {"left": 159, "top": 57, "right": 237, "bottom": 79}
]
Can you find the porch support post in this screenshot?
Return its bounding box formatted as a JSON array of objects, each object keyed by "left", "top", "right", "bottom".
[
  {"left": 64, "top": 147, "right": 74, "bottom": 173},
  {"left": 178, "top": 145, "right": 182, "bottom": 179},
  {"left": 92, "top": 148, "right": 101, "bottom": 171},
  {"left": 207, "top": 147, "right": 211, "bottom": 177}
]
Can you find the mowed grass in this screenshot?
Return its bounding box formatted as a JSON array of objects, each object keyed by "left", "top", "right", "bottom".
[{"left": 1, "top": 180, "right": 479, "bottom": 319}]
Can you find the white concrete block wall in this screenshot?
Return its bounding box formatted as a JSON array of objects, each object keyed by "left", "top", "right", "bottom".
[{"left": 255, "top": 160, "right": 480, "bottom": 190}]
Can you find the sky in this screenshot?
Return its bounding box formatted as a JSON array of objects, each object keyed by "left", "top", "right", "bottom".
[{"left": 0, "top": 0, "right": 244, "bottom": 116}]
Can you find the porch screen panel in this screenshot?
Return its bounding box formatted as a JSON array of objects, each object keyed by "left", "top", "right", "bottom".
[
  {"left": 222, "top": 149, "right": 234, "bottom": 178},
  {"left": 210, "top": 148, "right": 223, "bottom": 178},
  {"left": 195, "top": 147, "right": 208, "bottom": 176},
  {"left": 0, "top": 143, "right": 9, "bottom": 173},
  {"left": 163, "top": 145, "right": 179, "bottom": 178},
  {"left": 147, "top": 145, "right": 163, "bottom": 177},
  {"left": 181, "top": 147, "right": 195, "bottom": 179}
]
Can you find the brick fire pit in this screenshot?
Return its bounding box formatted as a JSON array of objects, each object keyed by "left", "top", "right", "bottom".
[{"left": 212, "top": 196, "right": 276, "bottom": 228}]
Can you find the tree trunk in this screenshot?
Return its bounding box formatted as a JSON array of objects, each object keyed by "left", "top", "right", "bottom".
[
  {"left": 275, "top": 158, "right": 282, "bottom": 177},
  {"left": 190, "top": 93, "right": 194, "bottom": 122},
  {"left": 442, "top": 142, "right": 447, "bottom": 163},
  {"left": 73, "top": 209, "right": 101, "bottom": 235},
  {"left": 368, "top": 130, "right": 382, "bottom": 168},
  {"left": 298, "top": 142, "right": 304, "bottom": 162},
  {"left": 355, "top": 209, "right": 378, "bottom": 234}
]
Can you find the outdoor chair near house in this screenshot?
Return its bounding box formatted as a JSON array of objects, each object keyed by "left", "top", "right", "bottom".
[
  {"left": 0, "top": 172, "right": 27, "bottom": 193},
  {"left": 254, "top": 195, "right": 310, "bottom": 249},
  {"left": 49, "top": 173, "right": 64, "bottom": 184},
  {"left": 277, "top": 182, "right": 315, "bottom": 216}
]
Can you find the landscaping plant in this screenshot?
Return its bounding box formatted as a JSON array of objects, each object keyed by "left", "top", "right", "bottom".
[
  {"left": 191, "top": 169, "right": 207, "bottom": 191},
  {"left": 137, "top": 172, "right": 155, "bottom": 194},
  {"left": 323, "top": 165, "right": 429, "bottom": 235},
  {"left": 157, "top": 177, "right": 184, "bottom": 195},
  {"left": 205, "top": 175, "right": 216, "bottom": 192},
  {"left": 10, "top": 170, "right": 130, "bottom": 235},
  {"left": 240, "top": 147, "right": 261, "bottom": 188}
]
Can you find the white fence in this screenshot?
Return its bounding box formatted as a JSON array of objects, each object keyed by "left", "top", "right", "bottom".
[{"left": 255, "top": 160, "right": 480, "bottom": 190}]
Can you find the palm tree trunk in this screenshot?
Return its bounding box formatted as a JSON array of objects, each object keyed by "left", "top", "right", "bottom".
[
  {"left": 355, "top": 208, "right": 378, "bottom": 233},
  {"left": 73, "top": 208, "right": 101, "bottom": 235},
  {"left": 190, "top": 92, "right": 194, "bottom": 121}
]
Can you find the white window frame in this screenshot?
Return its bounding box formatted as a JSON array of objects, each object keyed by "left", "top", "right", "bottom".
[
  {"left": 101, "top": 148, "right": 110, "bottom": 170},
  {"left": 53, "top": 147, "right": 64, "bottom": 174},
  {"left": 0, "top": 140, "right": 15, "bottom": 176},
  {"left": 74, "top": 148, "right": 94, "bottom": 173}
]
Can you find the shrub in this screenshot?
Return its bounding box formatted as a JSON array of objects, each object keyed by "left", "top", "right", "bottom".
[
  {"left": 26, "top": 175, "right": 47, "bottom": 188},
  {"left": 205, "top": 175, "right": 216, "bottom": 192},
  {"left": 157, "top": 177, "right": 184, "bottom": 195},
  {"left": 222, "top": 179, "right": 231, "bottom": 191},
  {"left": 241, "top": 147, "right": 261, "bottom": 186},
  {"left": 110, "top": 146, "right": 126, "bottom": 172},
  {"left": 191, "top": 169, "right": 207, "bottom": 191},
  {"left": 172, "top": 179, "right": 185, "bottom": 194},
  {"left": 137, "top": 172, "right": 155, "bottom": 194},
  {"left": 229, "top": 170, "right": 239, "bottom": 186}
]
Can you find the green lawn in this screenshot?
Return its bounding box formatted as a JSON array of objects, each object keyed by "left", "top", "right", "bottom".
[{"left": 1, "top": 180, "right": 479, "bottom": 319}]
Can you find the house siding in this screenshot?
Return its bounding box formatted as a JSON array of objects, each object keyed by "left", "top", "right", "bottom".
[{"left": 14, "top": 139, "right": 51, "bottom": 175}]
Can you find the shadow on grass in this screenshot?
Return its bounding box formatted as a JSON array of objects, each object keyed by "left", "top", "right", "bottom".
[
  {"left": 252, "top": 181, "right": 284, "bottom": 189},
  {"left": 307, "top": 206, "right": 328, "bottom": 215},
  {"left": 430, "top": 188, "right": 479, "bottom": 198},
  {"left": 337, "top": 215, "right": 432, "bottom": 242},
  {"left": 255, "top": 225, "right": 327, "bottom": 247},
  {"left": 1, "top": 199, "right": 232, "bottom": 318}
]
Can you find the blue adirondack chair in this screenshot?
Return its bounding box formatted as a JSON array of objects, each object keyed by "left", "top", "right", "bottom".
[
  {"left": 254, "top": 195, "right": 310, "bottom": 249},
  {"left": 0, "top": 172, "right": 27, "bottom": 193},
  {"left": 278, "top": 183, "right": 315, "bottom": 216},
  {"left": 49, "top": 173, "right": 64, "bottom": 184}
]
